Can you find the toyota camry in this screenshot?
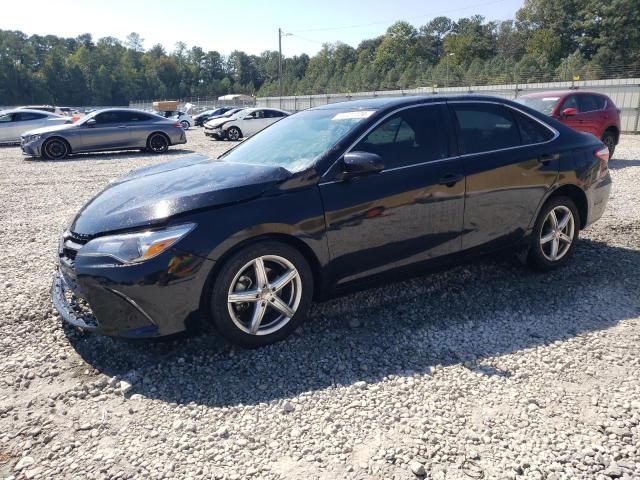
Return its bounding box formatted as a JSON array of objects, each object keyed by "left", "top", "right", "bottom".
[{"left": 52, "top": 96, "right": 611, "bottom": 347}]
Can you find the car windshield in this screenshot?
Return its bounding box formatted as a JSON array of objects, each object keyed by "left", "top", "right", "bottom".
[
  {"left": 219, "top": 108, "right": 376, "bottom": 172},
  {"left": 515, "top": 96, "right": 560, "bottom": 116}
]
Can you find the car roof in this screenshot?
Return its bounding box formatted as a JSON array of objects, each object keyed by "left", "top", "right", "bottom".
[
  {"left": 308, "top": 95, "right": 521, "bottom": 113},
  {"left": 519, "top": 90, "right": 609, "bottom": 99},
  {"left": 1, "top": 108, "right": 58, "bottom": 115}
]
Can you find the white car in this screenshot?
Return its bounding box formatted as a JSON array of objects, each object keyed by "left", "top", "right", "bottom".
[
  {"left": 205, "top": 108, "right": 289, "bottom": 141},
  {"left": 0, "top": 109, "right": 69, "bottom": 144},
  {"left": 156, "top": 110, "right": 194, "bottom": 130}
]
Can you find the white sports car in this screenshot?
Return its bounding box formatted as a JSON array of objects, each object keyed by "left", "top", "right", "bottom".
[{"left": 0, "top": 109, "right": 69, "bottom": 143}]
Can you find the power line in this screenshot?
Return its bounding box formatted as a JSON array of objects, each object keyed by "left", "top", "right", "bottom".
[{"left": 290, "top": 0, "right": 507, "bottom": 34}]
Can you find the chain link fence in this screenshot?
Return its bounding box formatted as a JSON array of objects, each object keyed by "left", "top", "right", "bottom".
[
  {"left": 128, "top": 97, "right": 256, "bottom": 113},
  {"left": 256, "top": 78, "right": 640, "bottom": 133}
]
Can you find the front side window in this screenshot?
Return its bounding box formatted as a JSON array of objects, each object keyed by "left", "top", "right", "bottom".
[
  {"left": 560, "top": 95, "right": 579, "bottom": 112},
  {"left": 452, "top": 103, "right": 520, "bottom": 154},
  {"left": 94, "top": 112, "right": 123, "bottom": 124},
  {"left": 120, "top": 112, "right": 150, "bottom": 122},
  {"left": 355, "top": 105, "right": 448, "bottom": 168}
]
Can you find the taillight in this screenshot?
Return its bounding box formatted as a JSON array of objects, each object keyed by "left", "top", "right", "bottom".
[{"left": 595, "top": 146, "right": 609, "bottom": 180}]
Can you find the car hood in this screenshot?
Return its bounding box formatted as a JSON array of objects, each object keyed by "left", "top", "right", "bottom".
[
  {"left": 205, "top": 117, "right": 233, "bottom": 128},
  {"left": 23, "top": 122, "right": 75, "bottom": 136},
  {"left": 71, "top": 154, "right": 291, "bottom": 235}
]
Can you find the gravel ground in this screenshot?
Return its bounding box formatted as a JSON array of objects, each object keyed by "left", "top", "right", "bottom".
[{"left": 0, "top": 129, "right": 639, "bottom": 480}]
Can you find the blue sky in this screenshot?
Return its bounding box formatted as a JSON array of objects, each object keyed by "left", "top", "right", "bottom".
[{"left": 4, "top": 0, "right": 523, "bottom": 56}]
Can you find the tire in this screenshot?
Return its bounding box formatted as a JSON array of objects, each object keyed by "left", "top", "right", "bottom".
[
  {"left": 209, "top": 241, "right": 313, "bottom": 348},
  {"left": 147, "top": 133, "right": 169, "bottom": 154},
  {"left": 180, "top": 120, "right": 190, "bottom": 130},
  {"left": 42, "top": 138, "right": 69, "bottom": 160},
  {"left": 601, "top": 130, "right": 616, "bottom": 159},
  {"left": 527, "top": 196, "right": 580, "bottom": 271},
  {"left": 226, "top": 126, "right": 242, "bottom": 141}
]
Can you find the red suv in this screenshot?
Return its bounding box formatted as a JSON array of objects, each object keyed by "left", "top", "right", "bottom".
[{"left": 516, "top": 90, "right": 621, "bottom": 157}]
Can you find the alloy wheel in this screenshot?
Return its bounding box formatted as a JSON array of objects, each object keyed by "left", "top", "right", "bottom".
[
  {"left": 45, "top": 139, "right": 67, "bottom": 159},
  {"left": 539, "top": 205, "right": 574, "bottom": 261},
  {"left": 227, "top": 255, "right": 302, "bottom": 335},
  {"left": 149, "top": 134, "right": 168, "bottom": 153},
  {"left": 227, "top": 128, "right": 240, "bottom": 141}
]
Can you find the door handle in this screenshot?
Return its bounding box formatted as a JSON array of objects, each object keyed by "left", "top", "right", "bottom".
[
  {"left": 438, "top": 173, "right": 463, "bottom": 187},
  {"left": 537, "top": 153, "right": 558, "bottom": 165},
  {"left": 117, "top": 125, "right": 127, "bottom": 129}
]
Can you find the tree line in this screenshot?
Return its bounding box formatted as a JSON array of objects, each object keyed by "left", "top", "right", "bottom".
[{"left": 0, "top": 0, "right": 638, "bottom": 106}]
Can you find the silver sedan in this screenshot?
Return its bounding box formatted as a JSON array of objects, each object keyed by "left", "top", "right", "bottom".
[
  {"left": 0, "top": 109, "right": 69, "bottom": 144},
  {"left": 21, "top": 109, "right": 187, "bottom": 160}
]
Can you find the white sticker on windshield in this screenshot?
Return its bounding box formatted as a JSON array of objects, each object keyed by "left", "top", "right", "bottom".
[
  {"left": 542, "top": 97, "right": 560, "bottom": 101},
  {"left": 331, "top": 110, "right": 375, "bottom": 120}
]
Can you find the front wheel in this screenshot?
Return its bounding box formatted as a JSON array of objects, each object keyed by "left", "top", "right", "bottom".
[
  {"left": 209, "top": 241, "right": 313, "bottom": 348},
  {"left": 42, "top": 138, "right": 69, "bottom": 160},
  {"left": 527, "top": 196, "right": 579, "bottom": 271},
  {"left": 226, "top": 126, "right": 241, "bottom": 141}
]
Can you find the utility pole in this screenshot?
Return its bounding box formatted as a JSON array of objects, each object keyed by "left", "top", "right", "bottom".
[{"left": 278, "top": 28, "right": 291, "bottom": 108}]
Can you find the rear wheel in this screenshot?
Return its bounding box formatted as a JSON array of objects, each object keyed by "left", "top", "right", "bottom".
[
  {"left": 601, "top": 130, "right": 616, "bottom": 159},
  {"left": 42, "top": 138, "right": 69, "bottom": 160},
  {"left": 209, "top": 241, "right": 313, "bottom": 348},
  {"left": 226, "top": 126, "right": 242, "bottom": 141},
  {"left": 180, "top": 120, "right": 190, "bottom": 130},
  {"left": 527, "top": 196, "right": 579, "bottom": 271},
  {"left": 147, "top": 133, "right": 169, "bottom": 154}
]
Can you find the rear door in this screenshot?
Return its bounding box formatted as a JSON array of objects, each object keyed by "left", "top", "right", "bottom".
[
  {"left": 320, "top": 104, "right": 465, "bottom": 285},
  {"left": 264, "top": 109, "right": 287, "bottom": 128},
  {"left": 577, "top": 94, "right": 604, "bottom": 138},
  {"left": 449, "top": 101, "right": 559, "bottom": 252},
  {"left": 79, "top": 111, "right": 131, "bottom": 151},
  {"left": 121, "top": 111, "right": 154, "bottom": 148}
]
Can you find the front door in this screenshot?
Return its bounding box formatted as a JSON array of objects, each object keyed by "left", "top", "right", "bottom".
[
  {"left": 449, "top": 101, "right": 560, "bottom": 252},
  {"left": 319, "top": 104, "right": 465, "bottom": 285},
  {"left": 79, "top": 111, "right": 131, "bottom": 151}
]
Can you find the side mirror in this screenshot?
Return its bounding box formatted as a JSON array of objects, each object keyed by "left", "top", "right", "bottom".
[
  {"left": 86, "top": 118, "right": 96, "bottom": 127},
  {"left": 561, "top": 107, "right": 577, "bottom": 117},
  {"left": 341, "top": 151, "right": 384, "bottom": 180}
]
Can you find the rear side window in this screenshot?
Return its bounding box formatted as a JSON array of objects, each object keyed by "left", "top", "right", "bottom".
[
  {"left": 94, "top": 112, "right": 123, "bottom": 124},
  {"left": 15, "top": 112, "right": 47, "bottom": 121},
  {"left": 355, "top": 105, "right": 448, "bottom": 169},
  {"left": 0, "top": 113, "right": 14, "bottom": 122},
  {"left": 452, "top": 103, "right": 520, "bottom": 154},
  {"left": 514, "top": 111, "right": 554, "bottom": 144},
  {"left": 266, "top": 110, "right": 286, "bottom": 118}
]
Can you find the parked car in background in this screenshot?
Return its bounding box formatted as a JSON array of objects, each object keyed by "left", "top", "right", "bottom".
[
  {"left": 205, "top": 107, "right": 289, "bottom": 141},
  {"left": 516, "top": 91, "right": 621, "bottom": 157},
  {"left": 194, "top": 107, "right": 236, "bottom": 126},
  {"left": 19, "top": 105, "right": 57, "bottom": 113},
  {"left": 203, "top": 108, "right": 244, "bottom": 137},
  {"left": 0, "top": 109, "right": 69, "bottom": 144},
  {"left": 51, "top": 96, "right": 611, "bottom": 347},
  {"left": 157, "top": 110, "right": 194, "bottom": 130},
  {"left": 21, "top": 108, "right": 186, "bottom": 159}
]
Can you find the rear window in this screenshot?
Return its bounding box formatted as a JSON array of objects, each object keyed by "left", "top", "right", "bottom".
[{"left": 452, "top": 103, "right": 520, "bottom": 154}]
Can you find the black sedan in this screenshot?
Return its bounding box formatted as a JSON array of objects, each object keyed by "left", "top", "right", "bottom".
[
  {"left": 52, "top": 96, "right": 612, "bottom": 347},
  {"left": 194, "top": 107, "right": 236, "bottom": 126}
]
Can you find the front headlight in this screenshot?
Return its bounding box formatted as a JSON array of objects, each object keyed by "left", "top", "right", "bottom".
[
  {"left": 24, "top": 134, "right": 41, "bottom": 143},
  {"left": 77, "top": 224, "right": 196, "bottom": 264}
]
